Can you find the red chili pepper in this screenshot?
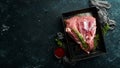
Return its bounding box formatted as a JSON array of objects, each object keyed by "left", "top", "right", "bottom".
[{"left": 54, "top": 47, "right": 65, "bottom": 59}]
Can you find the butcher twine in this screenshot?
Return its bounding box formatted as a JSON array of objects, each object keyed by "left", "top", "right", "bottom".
[{"left": 89, "top": 0, "right": 116, "bottom": 30}]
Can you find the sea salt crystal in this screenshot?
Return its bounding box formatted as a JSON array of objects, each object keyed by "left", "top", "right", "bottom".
[{"left": 1, "top": 24, "right": 10, "bottom": 32}]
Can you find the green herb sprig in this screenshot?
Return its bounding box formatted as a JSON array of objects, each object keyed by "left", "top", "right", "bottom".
[
  {"left": 72, "top": 29, "right": 88, "bottom": 49},
  {"left": 102, "top": 23, "right": 110, "bottom": 35}
]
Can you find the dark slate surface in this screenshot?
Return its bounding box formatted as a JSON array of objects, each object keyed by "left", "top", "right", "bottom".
[{"left": 0, "top": 0, "right": 120, "bottom": 68}]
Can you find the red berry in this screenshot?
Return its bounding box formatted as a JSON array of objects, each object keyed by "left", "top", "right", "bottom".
[{"left": 54, "top": 47, "right": 65, "bottom": 59}]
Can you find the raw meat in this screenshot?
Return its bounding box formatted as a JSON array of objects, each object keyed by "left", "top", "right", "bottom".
[{"left": 65, "top": 16, "right": 96, "bottom": 54}]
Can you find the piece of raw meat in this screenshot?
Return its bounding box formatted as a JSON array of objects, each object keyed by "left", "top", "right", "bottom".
[{"left": 65, "top": 16, "right": 96, "bottom": 54}]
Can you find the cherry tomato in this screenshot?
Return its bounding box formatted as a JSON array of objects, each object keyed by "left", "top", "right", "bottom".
[{"left": 54, "top": 47, "right": 65, "bottom": 59}]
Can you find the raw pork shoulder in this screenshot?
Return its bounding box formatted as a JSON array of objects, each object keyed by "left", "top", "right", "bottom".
[{"left": 65, "top": 16, "right": 96, "bottom": 54}]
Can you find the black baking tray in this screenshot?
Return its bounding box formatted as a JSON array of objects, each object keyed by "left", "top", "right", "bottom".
[{"left": 62, "top": 7, "right": 106, "bottom": 62}]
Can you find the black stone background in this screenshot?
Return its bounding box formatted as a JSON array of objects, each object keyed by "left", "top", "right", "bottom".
[{"left": 0, "top": 0, "right": 120, "bottom": 68}]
